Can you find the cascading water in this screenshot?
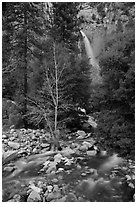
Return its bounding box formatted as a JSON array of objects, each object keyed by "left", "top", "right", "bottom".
[{"left": 80, "top": 30, "right": 102, "bottom": 84}]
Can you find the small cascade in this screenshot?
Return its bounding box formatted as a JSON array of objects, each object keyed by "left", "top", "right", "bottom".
[{"left": 80, "top": 30, "right": 102, "bottom": 84}]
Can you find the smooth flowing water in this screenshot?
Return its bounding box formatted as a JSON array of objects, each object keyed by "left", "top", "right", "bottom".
[
  {"left": 2, "top": 151, "right": 134, "bottom": 202},
  {"left": 80, "top": 30, "right": 102, "bottom": 84}
]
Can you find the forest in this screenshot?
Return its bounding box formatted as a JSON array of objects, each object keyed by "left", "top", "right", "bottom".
[{"left": 2, "top": 2, "right": 135, "bottom": 202}]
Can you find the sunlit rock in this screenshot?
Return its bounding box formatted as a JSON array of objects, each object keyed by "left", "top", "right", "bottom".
[
  {"left": 77, "top": 130, "right": 86, "bottom": 137},
  {"left": 8, "top": 141, "right": 20, "bottom": 149},
  {"left": 87, "top": 150, "right": 97, "bottom": 156},
  {"left": 27, "top": 190, "right": 42, "bottom": 202}
]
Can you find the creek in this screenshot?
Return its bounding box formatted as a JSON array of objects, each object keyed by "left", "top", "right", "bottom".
[{"left": 2, "top": 149, "right": 134, "bottom": 202}]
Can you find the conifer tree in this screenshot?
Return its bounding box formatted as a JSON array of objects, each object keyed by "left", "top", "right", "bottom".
[{"left": 2, "top": 2, "right": 45, "bottom": 127}]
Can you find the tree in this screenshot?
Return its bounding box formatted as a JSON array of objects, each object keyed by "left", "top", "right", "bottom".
[
  {"left": 50, "top": 2, "right": 80, "bottom": 49},
  {"left": 92, "top": 25, "right": 135, "bottom": 158},
  {"left": 2, "top": 2, "right": 45, "bottom": 127}
]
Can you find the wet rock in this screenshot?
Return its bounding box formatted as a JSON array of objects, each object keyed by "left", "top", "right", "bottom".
[
  {"left": 8, "top": 141, "right": 20, "bottom": 149},
  {"left": 27, "top": 190, "right": 41, "bottom": 202}
]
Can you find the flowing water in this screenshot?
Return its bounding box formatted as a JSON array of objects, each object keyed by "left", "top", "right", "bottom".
[
  {"left": 80, "top": 30, "right": 102, "bottom": 84},
  {"left": 2, "top": 151, "right": 134, "bottom": 202}
]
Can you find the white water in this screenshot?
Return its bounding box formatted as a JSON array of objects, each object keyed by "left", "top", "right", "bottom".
[{"left": 80, "top": 30, "right": 102, "bottom": 84}]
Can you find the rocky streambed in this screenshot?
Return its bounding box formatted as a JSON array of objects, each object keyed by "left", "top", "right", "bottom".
[{"left": 2, "top": 128, "right": 135, "bottom": 202}]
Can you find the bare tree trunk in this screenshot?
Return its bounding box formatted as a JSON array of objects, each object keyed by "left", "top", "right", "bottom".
[
  {"left": 53, "top": 42, "right": 60, "bottom": 150},
  {"left": 53, "top": 43, "right": 58, "bottom": 133}
]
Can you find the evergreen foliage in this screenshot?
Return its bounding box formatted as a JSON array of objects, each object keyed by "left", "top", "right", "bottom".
[{"left": 91, "top": 27, "right": 135, "bottom": 158}]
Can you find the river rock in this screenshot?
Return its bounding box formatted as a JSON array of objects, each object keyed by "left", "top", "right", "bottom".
[
  {"left": 87, "top": 150, "right": 97, "bottom": 156},
  {"left": 9, "top": 136, "right": 15, "bottom": 141},
  {"left": 8, "top": 141, "right": 20, "bottom": 149},
  {"left": 52, "top": 178, "right": 58, "bottom": 183},
  {"left": 29, "top": 183, "right": 43, "bottom": 193},
  {"left": 66, "top": 193, "right": 78, "bottom": 202},
  {"left": 87, "top": 116, "right": 97, "bottom": 128},
  {"left": 77, "top": 130, "right": 86, "bottom": 137},
  {"left": 55, "top": 196, "right": 67, "bottom": 202},
  {"left": 41, "top": 143, "right": 50, "bottom": 148},
  {"left": 61, "top": 147, "right": 75, "bottom": 157},
  {"left": 27, "top": 190, "right": 41, "bottom": 202},
  {"left": 82, "top": 141, "right": 93, "bottom": 148},
  {"left": 4, "top": 166, "right": 14, "bottom": 172},
  {"left": 7, "top": 194, "right": 21, "bottom": 202},
  {"left": 47, "top": 185, "right": 53, "bottom": 192},
  {"left": 46, "top": 191, "right": 62, "bottom": 201},
  {"left": 2, "top": 134, "right": 8, "bottom": 139},
  {"left": 53, "top": 184, "right": 59, "bottom": 192},
  {"left": 44, "top": 132, "right": 51, "bottom": 137},
  {"left": 79, "top": 145, "right": 88, "bottom": 151},
  {"left": 10, "top": 129, "right": 15, "bottom": 134}
]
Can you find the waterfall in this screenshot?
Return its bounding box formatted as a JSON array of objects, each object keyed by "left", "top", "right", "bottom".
[{"left": 80, "top": 30, "right": 102, "bottom": 84}]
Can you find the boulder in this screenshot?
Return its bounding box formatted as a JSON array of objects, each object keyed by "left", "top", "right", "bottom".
[
  {"left": 82, "top": 141, "right": 93, "bottom": 148},
  {"left": 61, "top": 147, "right": 75, "bottom": 157},
  {"left": 79, "top": 144, "right": 89, "bottom": 151},
  {"left": 87, "top": 150, "right": 97, "bottom": 156},
  {"left": 87, "top": 116, "right": 97, "bottom": 128},
  {"left": 2, "top": 134, "right": 8, "bottom": 139},
  {"left": 4, "top": 166, "right": 14, "bottom": 172},
  {"left": 66, "top": 193, "right": 78, "bottom": 202},
  {"left": 8, "top": 141, "right": 20, "bottom": 149},
  {"left": 41, "top": 143, "right": 50, "bottom": 148},
  {"left": 27, "top": 190, "right": 41, "bottom": 202},
  {"left": 7, "top": 194, "right": 21, "bottom": 202},
  {"left": 77, "top": 130, "right": 86, "bottom": 137},
  {"left": 46, "top": 191, "right": 62, "bottom": 201}
]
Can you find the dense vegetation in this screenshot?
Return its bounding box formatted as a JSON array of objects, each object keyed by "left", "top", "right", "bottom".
[{"left": 2, "top": 2, "right": 135, "bottom": 159}]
